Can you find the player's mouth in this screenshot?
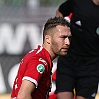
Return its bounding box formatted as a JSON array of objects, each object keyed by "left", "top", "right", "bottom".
[{"left": 61, "top": 48, "right": 68, "bottom": 52}]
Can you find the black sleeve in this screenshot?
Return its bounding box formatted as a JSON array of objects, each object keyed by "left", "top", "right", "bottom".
[{"left": 58, "top": 0, "right": 73, "bottom": 17}]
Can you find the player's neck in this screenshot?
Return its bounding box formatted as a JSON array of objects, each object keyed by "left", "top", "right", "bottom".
[{"left": 42, "top": 44, "right": 57, "bottom": 61}]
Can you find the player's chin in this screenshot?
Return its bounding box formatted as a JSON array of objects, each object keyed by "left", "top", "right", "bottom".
[{"left": 59, "top": 51, "right": 67, "bottom": 56}]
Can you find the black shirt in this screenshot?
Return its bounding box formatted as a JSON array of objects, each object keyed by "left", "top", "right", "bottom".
[{"left": 59, "top": 0, "right": 99, "bottom": 56}]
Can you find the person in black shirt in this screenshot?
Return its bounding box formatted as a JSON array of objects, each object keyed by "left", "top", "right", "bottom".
[{"left": 55, "top": 0, "right": 99, "bottom": 99}]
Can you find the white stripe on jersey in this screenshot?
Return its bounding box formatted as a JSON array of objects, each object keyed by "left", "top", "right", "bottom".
[
  {"left": 36, "top": 46, "right": 43, "bottom": 54},
  {"left": 22, "top": 76, "right": 38, "bottom": 87}
]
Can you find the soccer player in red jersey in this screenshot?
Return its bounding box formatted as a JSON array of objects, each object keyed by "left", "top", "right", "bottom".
[{"left": 11, "top": 17, "right": 71, "bottom": 99}]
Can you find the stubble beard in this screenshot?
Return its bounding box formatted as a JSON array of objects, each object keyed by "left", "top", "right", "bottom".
[{"left": 51, "top": 40, "right": 67, "bottom": 56}]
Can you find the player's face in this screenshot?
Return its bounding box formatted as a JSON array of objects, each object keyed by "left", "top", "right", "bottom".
[{"left": 51, "top": 25, "right": 71, "bottom": 56}]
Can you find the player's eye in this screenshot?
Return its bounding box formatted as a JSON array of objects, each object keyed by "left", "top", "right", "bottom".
[
  {"left": 68, "top": 36, "right": 72, "bottom": 40},
  {"left": 60, "top": 36, "right": 67, "bottom": 39}
]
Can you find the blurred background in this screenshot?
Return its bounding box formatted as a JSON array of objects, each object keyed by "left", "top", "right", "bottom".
[{"left": 0, "top": 0, "right": 65, "bottom": 99}]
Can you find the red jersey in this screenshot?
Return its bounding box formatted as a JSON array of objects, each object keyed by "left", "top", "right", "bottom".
[{"left": 11, "top": 45, "right": 53, "bottom": 99}]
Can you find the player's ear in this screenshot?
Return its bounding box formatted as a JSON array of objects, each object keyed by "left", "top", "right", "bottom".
[{"left": 45, "top": 35, "right": 51, "bottom": 44}]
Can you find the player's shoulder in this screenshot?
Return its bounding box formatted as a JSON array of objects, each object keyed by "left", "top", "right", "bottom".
[
  {"left": 24, "top": 45, "right": 43, "bottom": 58},
  {"left": 22, "top": 45, "right": 49, "bottom": 65},
  {"left": 27, "top": 50, "right": 48, "bottom": 65}
]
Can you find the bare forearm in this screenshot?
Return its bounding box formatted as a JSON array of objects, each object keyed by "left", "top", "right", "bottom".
[
  {"left": 16, "top": 93, "right": 32, "bottom": 99},
  {"left": 16, "top": 80, "right": 35, "bottom": 99}
]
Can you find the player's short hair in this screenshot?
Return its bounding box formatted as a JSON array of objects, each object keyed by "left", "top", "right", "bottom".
[{"left": 43, "top": 17, "right": 70, "bottom": 42}]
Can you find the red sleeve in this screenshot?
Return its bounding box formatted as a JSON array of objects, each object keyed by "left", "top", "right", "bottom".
[{"left": 23, "top": 57, "right": 46, "bottom": 86}]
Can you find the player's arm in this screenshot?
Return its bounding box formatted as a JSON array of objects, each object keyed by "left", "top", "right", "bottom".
[
  {"left": 56, "top": 10, "right": 64, "bottom": 17},
  {"left": 17, "top": 80, "right": 35, "bottom": 99},
  {"left": 56, "top": 0, "right": 72, "bottom": 18}
]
